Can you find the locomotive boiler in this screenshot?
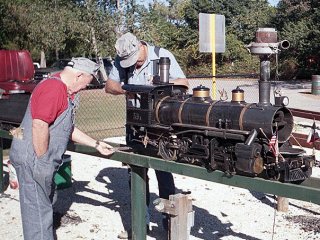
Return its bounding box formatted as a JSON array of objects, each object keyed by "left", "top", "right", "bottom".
[{"left": 123, "top": 83, "right": 313, "bottom": 183}]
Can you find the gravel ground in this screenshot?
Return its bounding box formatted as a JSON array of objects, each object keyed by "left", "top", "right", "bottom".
[{"left": 1, "top": 150, "right": 320, "bottom": 240}]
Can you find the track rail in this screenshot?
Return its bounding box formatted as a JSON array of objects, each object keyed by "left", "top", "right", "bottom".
[
  {"left": 289, "top": 108, "right": 320, "bottom": 150},
  {"left": 290, "top": 108, "right": 320, "bottom": 121}
]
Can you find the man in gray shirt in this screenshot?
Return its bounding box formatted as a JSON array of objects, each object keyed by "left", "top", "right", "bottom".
[
  {"left": 105, "top": 32, "right": 188, "bottom": 237},
  {"left": 106, "top": 32, "right": 188, "bottom": 93}
]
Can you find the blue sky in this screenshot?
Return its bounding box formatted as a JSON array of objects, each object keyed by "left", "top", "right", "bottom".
[{"left": 268, "top": 0, "right": 279, "bottom": 6}]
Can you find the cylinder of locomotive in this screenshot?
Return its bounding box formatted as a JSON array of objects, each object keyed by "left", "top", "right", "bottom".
[{"left": 156, "top": 97, "right": 293, "bottom": 142}]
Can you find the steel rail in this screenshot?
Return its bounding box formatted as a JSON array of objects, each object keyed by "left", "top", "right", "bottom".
[{"left": 290, "top": 108, "right": 320, "bottom": 121}]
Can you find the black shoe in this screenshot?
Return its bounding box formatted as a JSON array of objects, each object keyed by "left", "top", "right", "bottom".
[
  {"left": 146, "top": 224, "right": 151, "bottom": 234},
  {"left": 162, "top": 214, "right": 169, "bottom": 231}
]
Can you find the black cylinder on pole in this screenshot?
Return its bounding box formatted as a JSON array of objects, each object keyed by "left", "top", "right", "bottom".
[{"left": 259, "top": 56, "right": 271, "bottom": 106}]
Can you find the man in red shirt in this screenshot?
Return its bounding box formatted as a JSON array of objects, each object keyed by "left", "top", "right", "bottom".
[{"left": 10, "top": 57, "right": 114, "bottom": 240}]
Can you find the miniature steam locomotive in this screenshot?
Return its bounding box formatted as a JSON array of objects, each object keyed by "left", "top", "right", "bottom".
[{"left": 122, "top": 83, "right": 314, "bottom": 183}]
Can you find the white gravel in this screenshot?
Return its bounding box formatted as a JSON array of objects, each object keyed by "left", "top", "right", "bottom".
[{"left": 1, "top": 150, "right": 320, "bottom": 240}]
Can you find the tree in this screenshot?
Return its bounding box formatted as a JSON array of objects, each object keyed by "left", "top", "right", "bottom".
[{"left": 274, "top": 0, "right": 320, "bottom": 78}]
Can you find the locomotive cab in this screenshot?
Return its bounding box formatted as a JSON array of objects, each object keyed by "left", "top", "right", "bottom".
[{"left": 122, "top": 84, "right": 188, "bottom": 126}]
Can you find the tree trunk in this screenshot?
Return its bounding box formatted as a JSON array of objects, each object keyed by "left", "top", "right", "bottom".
[
  {"left": 91, "top": 26, "right": 108, "bottom": 82},
  {"left": 55, "top": 48, "right": 59, "bottom": 61},
  {"left": 40, "top": 50, "right": 46, "bottom": 68},
  {"left": 86, "top": 0, "right": 108, "bottom": 82}
]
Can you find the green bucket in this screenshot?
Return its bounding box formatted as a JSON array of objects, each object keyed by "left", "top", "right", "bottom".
[{"left": 54, "top": 154, "right": 72, "bottom": 189}]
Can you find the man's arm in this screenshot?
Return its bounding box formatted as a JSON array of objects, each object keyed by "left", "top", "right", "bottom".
[
  {"left": 71, "top": 127, "right": 114, "bottom": 155},
  {"left": 105, "top": 78, "right": 126, "bottom": 95},
  {"left": 170, "top": 78, "right": 189, "bottom": 88},
  {"left": 32, "top": 119, "right": 49, "bottom": 157}
]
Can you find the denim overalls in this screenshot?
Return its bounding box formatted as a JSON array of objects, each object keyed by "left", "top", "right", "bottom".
[{"left": 9, "top": 78, "right": 75, "bottom": 240}]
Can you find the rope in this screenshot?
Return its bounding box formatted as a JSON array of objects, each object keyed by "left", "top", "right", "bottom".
[{"left": 289, "top": 133, "right": 303, "bottom": 148}]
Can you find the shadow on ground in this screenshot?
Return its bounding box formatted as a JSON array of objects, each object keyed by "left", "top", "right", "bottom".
[{"left": 53, "top": 166, "right": 263, "bottom": 240}]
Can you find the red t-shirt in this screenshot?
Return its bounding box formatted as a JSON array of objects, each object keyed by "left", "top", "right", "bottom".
[{"left": 31, "top": 75, "right": 68, "bottom": 124}]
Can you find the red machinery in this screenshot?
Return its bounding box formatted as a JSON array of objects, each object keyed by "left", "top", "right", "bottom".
[{"left": 0, "top": 50, "right": 37, "bottom": 126}]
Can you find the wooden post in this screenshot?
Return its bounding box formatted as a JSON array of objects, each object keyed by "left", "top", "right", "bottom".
[
  {"left": 277, "top": 196, "right": 289, "bottom": 212},
  {"left": 154, "top": 193, "right": 194, "bottom": 240}
]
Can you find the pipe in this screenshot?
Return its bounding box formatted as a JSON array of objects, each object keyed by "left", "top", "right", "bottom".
[
  {"left": 259, "top": 55, "right": 271, "bottom": 106},
  {"left": 278, "top": 40, "right": 290, "bottom": 50}
]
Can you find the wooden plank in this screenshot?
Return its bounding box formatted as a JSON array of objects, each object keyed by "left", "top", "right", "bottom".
[{"left": 169, "top": 194, "right": 192, "bottom": 240}]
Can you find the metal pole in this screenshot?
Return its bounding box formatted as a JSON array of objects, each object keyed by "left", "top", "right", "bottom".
[
  {"left": 130, "top": 165, "right": 147, "bottom": 240},
  {"left": 0, "top": 136, "right": 3, "bottom": 193},
  {"left": 210, "top": 14, "right": 216, "bottom": 100},
  {"left": 259, "top": 55, "right": 271, "bottom": 106}
]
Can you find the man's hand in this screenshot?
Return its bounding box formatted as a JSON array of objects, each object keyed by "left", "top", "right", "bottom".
[
  {"left": 96, "top": 141, "right": 115, "bottom": 156},
  {"left": 105, "top": 78, "right": 126, "bottom": 95},
  {"left": 170, "top": 78, "right": 189, "bottom": 88}
]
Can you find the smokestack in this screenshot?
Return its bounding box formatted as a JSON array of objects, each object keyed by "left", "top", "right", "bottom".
[{"left": 246, "top": 28, "right": 290, "bottom": 106}]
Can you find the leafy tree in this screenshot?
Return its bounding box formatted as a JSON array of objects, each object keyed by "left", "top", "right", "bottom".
[
  {"left": 0, "top": 2, "right": 7, "bottom": 46},
  {"left": 275, "top": 0, "right": 320, "bottom": 78},
  {"left": 0, "top": 0, "right": 117, "bottom": 65},
  {"left": 179, "top": 0, "right": 274, "bottom": 75},
  {"left": 0, "top": 0, "right": 317, "bottom": 78}
]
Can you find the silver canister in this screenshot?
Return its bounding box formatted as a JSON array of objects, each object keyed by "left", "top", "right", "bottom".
[{"left": 159, "top": 57, "right": 170, "bottom": 83}]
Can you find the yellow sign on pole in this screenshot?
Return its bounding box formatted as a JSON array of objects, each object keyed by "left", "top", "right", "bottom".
[
  {"left": 199, "top": 13, "right": 225, "bottom": 99},
  {"left": 210, "top": 14, "right": 216, "bottom": 99}
]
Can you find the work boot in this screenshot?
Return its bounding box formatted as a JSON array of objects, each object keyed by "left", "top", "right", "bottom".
[{"left": 162, "top": 214, "right": 170, "bottom": 231}]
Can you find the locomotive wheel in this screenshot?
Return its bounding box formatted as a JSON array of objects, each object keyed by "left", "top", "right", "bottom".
[
  {"left": 265, "top": 169, "right": 281, "bottom": 181},
  {"left": 179, "top": 139, "right": 201, "bottom": 165},
  {"left": 158, "top": 139, "right": 177, "bottom": 161}
]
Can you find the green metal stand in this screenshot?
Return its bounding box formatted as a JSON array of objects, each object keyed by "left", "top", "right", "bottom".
[
  {"left": 109, "top": 151, "right": 320, "bottom": 204},
  {"left": 130, "top": 165, "right": 147, "bottom": 240},
  {"left": 69, "top": 142, "right": 320, "bottom": 205}
]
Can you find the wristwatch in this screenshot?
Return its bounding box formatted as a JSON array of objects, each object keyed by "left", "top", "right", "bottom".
[{"left": 94, "top": 140, "right": 100, "bottom": 149}]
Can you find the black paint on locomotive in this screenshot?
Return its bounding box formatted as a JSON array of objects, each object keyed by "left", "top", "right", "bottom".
[{"left": 122, "top": 84, "right": 314, "bottom": 183}]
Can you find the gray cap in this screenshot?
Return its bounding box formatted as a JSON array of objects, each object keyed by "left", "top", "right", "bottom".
[
  {"left": 115, "top": 32, "right": 140, "bottom": 68},
  {"left": 67, "top": 57, "right": 100, "bottom": 79}
]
